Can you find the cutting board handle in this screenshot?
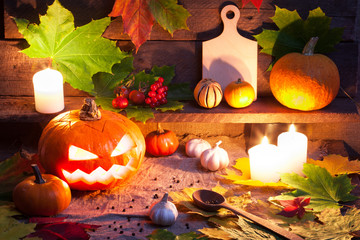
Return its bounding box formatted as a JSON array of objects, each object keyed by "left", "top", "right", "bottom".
[{"left": 220, "top": 5, "right": 240, "bottom": 35}]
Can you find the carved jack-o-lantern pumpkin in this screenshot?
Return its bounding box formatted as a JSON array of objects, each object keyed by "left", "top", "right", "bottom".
[{"left": 38, "top": 99, "right": 145, "bottom": 191}]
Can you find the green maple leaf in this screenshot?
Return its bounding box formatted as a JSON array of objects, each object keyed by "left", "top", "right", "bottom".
[
  {"left": 125, "top": 106, "right": 155, "bottom": 123},
  {"left": 276, "top": 163, "right": 357, "bottom": 211},
  {"left": 93, "top": 56, "right": 134, "bottom": 97},
  {"left": 290, "top": 208, "right": 360, "bottom": 240},
  {"left": 156, "top": 100, "right": 184, "bottom": 112},
  {"left": 14, "top": 0, "right": 127, "bottom": 93},
  {"left": 254, "top": 6, "right": 343, "bottom": 70},
  {"left": 147, "top": 229, "right": 207, "bottom": 240},
  {"left": 149, "top": 0, "right": 190, "bottom": 36}
]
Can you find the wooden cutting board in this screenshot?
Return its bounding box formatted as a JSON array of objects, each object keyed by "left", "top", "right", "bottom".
[{"left": 202, "top": 4, "right": 258, "bottom": 99}]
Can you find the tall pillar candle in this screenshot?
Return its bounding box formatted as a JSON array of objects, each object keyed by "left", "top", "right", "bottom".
[
  {"left": 277, "top": 124, "right": 308, "bottom": 175},
  {"left": 248, "top": 136, "right": 284, "bottom": 182},
  {"left": 33, "top": 68, "right": 64, "bottom": 114}
]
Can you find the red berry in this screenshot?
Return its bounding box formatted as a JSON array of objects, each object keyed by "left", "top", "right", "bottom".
[
  {"left": 145, "top": 98, "right": 152, "bottom": 105},
  {"left": 160, "top": 98, "right": 167, "bottom": 105},
  {"left": 150, "top": 84, "right": 158, "bottom": 91},
  {"left": 148, "top": 91, "right": 156, "bottom": 98},
  {"left": 163, "top": 91, "right": 168, "bottom": 96},
  {"left": 158, "top": 77, "right": 164, "bottom": 83},
  {"left": 129, "top": 90, "right": 145, "bottom": 105},
  {"left": 163, "top": 86, "right": 169, "bottom": 91},
  {"left": 149, "top": 102, "right": 156, "bottom": 108},
  {"left": 156, "top": 94, "right": 163, "bottom": 100},
  {"left": 112, "top": 96, "right": 128, "bottom": 109},
  {"left": 157, "top": 87, "right": 165, "bottom": 94},
  {"left": 151, "top": 97, "right": 158, "bottom": 103}
]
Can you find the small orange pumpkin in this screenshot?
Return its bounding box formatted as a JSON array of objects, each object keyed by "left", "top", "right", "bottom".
[
  {"left": 224, "top": 78, "right": 255, "bottom": 108},
  {"left": 38, "top": 99, "right": 146, "bottom": 191},
  {"left": 193, "top": 78, "right": 222, "bottom": 108},
  {"left": 270, "top": 37, "right": 340, "bottom": 111},
  {"left": 145, "top": 124, "right": 179, "bottom": 157},
  {"left": 13, "top": 164, "right": 71, "bottom": 216}
]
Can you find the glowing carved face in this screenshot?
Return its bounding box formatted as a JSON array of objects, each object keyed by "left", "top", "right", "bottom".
[{"left": 38, "top": 110, "right": 146, "bottom": 191}]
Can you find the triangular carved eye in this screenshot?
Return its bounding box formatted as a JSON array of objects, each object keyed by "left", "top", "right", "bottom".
[
  {"left": 111, "top": 134, "right": 135, "bottom": 157},
  {"left": 69, "top": 145, "right": 98, "bottom": 160}
]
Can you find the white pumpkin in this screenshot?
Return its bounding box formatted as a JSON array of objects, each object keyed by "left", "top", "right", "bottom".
[
  {"left": 200, "top": 141, "right": 229, "bottom": 171},
  {"left": 185, "top": 138, "right": 211, "bottom": 158}
]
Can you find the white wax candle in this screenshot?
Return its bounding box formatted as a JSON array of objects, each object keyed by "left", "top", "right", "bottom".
[
  {"left": 277, "top": 124, "right": 308, "bottom": 175},
  {"left": 249, "top": 136, "right": 284, "bottom": 182},
  {"left": 33, "top": 68, "right": 64, "bottom": 114}
]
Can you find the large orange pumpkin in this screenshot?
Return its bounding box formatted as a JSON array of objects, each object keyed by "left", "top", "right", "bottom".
[
  {"left": 38, "top": 99, "right": 145, "bottom": 191},
  {"left": 270, "top": 37, "right": 340, "bottom": 111}
]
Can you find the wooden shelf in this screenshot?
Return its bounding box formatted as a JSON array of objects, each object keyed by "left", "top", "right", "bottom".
[{"left": 0, "top": 96, "right": 359, "bottom": 124}]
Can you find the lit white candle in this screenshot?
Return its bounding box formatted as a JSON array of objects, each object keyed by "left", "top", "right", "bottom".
[
  {"left": 249, "top": 136, "right": 284, "bottom": 182},
  {"left": 33, "top": 68, "right": 64, "bottom": 114},
  {"left": 277, "top": 124, "right": 308, "bottom": 175}
]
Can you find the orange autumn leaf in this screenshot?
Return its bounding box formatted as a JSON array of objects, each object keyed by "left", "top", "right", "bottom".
[
  {"left": 307, "top": 154, "right": 360, "bottom": 176},
  {"left": 109, "top": 0, "right": 154, "bottom": 52}
]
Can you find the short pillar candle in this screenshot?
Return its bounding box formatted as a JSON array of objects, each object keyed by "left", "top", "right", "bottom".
[
  {"left": 249, "top": 136, "right": 284, "bottom": 183},
  {"left": 277, "top": 124, "right": 308, "bottom": 175},
  {"left": 33, "top": 68, "right": 64, "bottom": 114}
]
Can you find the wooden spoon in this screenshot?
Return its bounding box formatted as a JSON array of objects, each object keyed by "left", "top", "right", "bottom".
[{"left": 192, "top": 189, "right": 304, "bottom": 240}]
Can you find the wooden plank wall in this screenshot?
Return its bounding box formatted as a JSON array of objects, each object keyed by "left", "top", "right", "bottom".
[{"left": 1, "top": 0, "right": 359, "bottom": 97}]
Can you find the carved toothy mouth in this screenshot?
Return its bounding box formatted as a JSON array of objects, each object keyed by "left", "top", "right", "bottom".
[{"left": 62, "top": 164, "right": 136, "bottom": 185}]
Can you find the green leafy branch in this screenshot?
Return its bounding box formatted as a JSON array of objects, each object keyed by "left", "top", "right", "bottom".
[{"left": 254, "top": 6, "right": 343, "bottom": 70}]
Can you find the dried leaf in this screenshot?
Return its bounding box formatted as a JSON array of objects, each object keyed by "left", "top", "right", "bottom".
[
  {"left": 146, "top": 229, "right": 207, "bottom": 240},
  {"left": 27, "top": 217, "right": 100, "bottom": 240},
  {"left": 290, "top": 208, "right": 360, "bottom": 240},
  {"left": 200, "top": 216, "right": 278, "bottom": 240},
  {"left": 169, "top": 185, "right": 253, "bottom": 218},
  {"left": 307, "top": 154, "right": 360, "bottom": 176},
  {"left": 0, "top": 204, "right": 36, "bottom": 239}
]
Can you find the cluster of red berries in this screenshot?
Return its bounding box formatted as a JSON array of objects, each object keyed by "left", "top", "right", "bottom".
[
  {"left": 144, "top": 77, "right": 168, "bottom": 108},
  {"left": 112, "top": 77, "right": 168, "bottom": 109}
]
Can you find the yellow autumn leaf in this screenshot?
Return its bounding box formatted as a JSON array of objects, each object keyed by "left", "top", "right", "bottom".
[
  {"left": 220, "top": 158, "right": 290, "bottom": 188},
  {"left": 307, "top": 154, "right": 360, "bottom": 176}
]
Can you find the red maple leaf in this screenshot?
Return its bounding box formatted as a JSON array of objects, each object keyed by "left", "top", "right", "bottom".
[
  {"left": 109, "top": 0, "right": 154, "bottom": 52},
  {"left": 277, "top": 197, "right": 311, "bottom": 219},
  {"left": 241, "top": 0, "right": 264, "bottom": 12},
  {"left": 27, "top": 217, "right": 100, "bottom": 240}
]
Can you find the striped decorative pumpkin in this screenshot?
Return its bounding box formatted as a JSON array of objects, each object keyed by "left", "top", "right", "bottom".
[{"left": 193, "top": 79, "right": 223, "bottom": 108}]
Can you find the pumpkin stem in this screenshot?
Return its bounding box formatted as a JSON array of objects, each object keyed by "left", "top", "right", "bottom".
[
  {"left": 157, "top": 123, "right": 165, "bottom": 134},
  {"left": 236, "top": 78, "right": 242, "bottom": 84},
  {"left": 31, "top": 164, "right": 45, "bottom": 184},
  {"left": 161, "top": 192, "right": 169, "bottom": 202},
  {"left": 79, "top": 98, "right": 101, "bottom": 121},
  {"left": 302, "top": 37, "right": 319, "bottom": 56}
]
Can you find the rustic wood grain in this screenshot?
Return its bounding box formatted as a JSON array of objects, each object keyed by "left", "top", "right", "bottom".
[
  {"left": 0, "top": 40, "right": 357, "bottom": 97},
  {"left": 4, "top": 0, "right": 357, "bottom": 41},
  {"left": 0, "top": 96, "right": 358, "bottom": 124}
]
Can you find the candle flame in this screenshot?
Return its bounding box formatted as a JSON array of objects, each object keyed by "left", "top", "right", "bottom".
[
  {"left": 289, "top": 124, "right": 296, "bottom": 133},
  {"left": 261, "top": 136, "right": 269, "bottom": 144}
]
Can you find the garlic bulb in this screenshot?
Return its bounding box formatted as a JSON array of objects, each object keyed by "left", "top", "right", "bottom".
[
  {"left": 149, "top": 192, "right": 178, "bottom": 226},
  {"left": 185, "top": 138, "right": 211, "bottom": 158},
  {"left": 200, "top": 140, "right": 229, "bottom": 171}
]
